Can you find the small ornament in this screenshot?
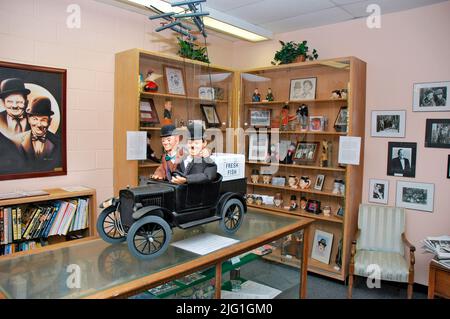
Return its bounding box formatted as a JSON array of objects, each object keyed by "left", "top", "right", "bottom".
[
  {"left": 246, "top": 195, "right": 255, "bottom": 205},
  {"left": 262, "top": 174, "right": 271, "bottom": 184},
  {"left": 282, "top": 142, "right": 296, "bottom": 164},
  {"left": 288, "top": 175, "right": 299, "bottom": 189},
  {"left": 289, "top": 195, "right": 298, "bottom": 211},
  {"left": 265, "top": 88, "right": 274, "bottom": 102},
  {"left": 322, "top": 205, "right": 332, "bottom": 217},
  {"left": 255, "top": 196, "right": 263, "bottom": 206},
  {"left": 296, "top": 104, "right": 309, "bottom": 132},
  {"left": 163, "top": 99, "right": 173, "bottom": 125},
  {"left": 274, "top": 193, "right": 283, "bottom": 208},
  {"left": 250, "top": 169, "right": 259, "bottom": 184},
  {"left": 143, "top": 69, "right": 159, "bottom": 92},
  {"left": 300, "top": 196, "right": 308, "bottom": 210},
  {"left": 299, "top": 176, "right": 311, "bottom": 189},
  {"left": 252, "top": 88, "right": 261, "bottom": 102},
  {"left": 320, "top": 140, "right": 331, "bottom": 168}
]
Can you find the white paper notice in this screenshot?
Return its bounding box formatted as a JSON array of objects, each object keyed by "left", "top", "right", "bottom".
[
  {"left": 338, "top": 136, "right": 361, "bottom": 165},
  {"left": 127, "top": 131, "right": 147, "bottom": 160},
  {"left": 221, "top": 280, "right": 282, "bottom": 299},
  {"left": 171, "top": 233, "right": 239, "bottom": 255}
]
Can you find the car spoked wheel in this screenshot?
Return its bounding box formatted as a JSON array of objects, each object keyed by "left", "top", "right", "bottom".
[
  {"left": 127, "top": 216, "right": 172, "bottom": 260},
  {"left": 220, "top": 198, "right": 245, "bottom": 234},
  {"left": 97, "top": 206, "right": 126, "bottom": 244}
]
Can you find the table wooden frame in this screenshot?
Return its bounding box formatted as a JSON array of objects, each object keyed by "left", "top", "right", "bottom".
[{"left": 428, "top": 259, "right": 450, "bottom": 299}]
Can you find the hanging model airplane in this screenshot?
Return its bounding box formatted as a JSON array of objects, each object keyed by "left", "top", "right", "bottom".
[{"left": 148, "top": 0, "right": 209, "bottom": 41}]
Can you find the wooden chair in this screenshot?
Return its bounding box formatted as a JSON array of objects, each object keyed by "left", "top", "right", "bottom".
[{"left": 348, "top": 204, "right": 415, "bottom": 299}]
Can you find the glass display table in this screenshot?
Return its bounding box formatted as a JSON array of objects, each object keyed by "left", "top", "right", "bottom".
[{"left": 0, "top": 208, "right": 314, "bottom": 299}]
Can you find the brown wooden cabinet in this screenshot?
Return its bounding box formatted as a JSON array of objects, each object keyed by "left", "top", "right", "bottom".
[{"left": 428, "top": 259, "right": 450, "bottom": 299}]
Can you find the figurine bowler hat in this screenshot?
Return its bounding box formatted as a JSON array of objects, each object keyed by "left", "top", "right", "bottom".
[
  {"left": 26, "top": 97, "right": 54, "bottom": 116},
  {"left": 187, "top": 123, "right": 205, "bottom": 140},
  {"left": 0, "top": 78, "right": 31, "bottom": 99},
  {"left": 160, "top": 124, "right": 176, "bottom": 137}
]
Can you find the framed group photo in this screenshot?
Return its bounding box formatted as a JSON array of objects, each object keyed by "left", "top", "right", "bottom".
[
  {"left": 294, "top": 141, "right": 319, "bottom": 163},
  {"left": 413, "top": 81, "right": 450, "bottom": 112},
  {"left": 371, "top": 110, "right": 406, "bottom": 138},
  {"left": 396, "top": 181, "right": 434, "bottom": 212},
  {"left": 387, "top": 142, "right": 417, "bottom": 178},
  {"left": 163, "top": 65, "right": 186, "bottom": 96},
  {"left": 0, "top": 61, "right": 67, "bottom": 181},
  {"left": 289, "top": 77, "right": 317, "bottom": 101},
  {"left": 368, "top": 179, "right": 389, "bottom": 205},
  {"left": 425, "top": 118, "right": 450, "bottom": 149}
]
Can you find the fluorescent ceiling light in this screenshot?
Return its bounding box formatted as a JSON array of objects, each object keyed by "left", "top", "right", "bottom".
[{"left": 126, "top": 0, "right": 271, "bottom": 42}]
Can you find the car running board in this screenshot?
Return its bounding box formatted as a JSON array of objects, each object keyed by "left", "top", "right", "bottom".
[{"left": 178, "top": 216, "right": 221, "bottom": 229}]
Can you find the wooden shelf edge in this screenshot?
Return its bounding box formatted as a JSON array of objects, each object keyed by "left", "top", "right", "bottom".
[
  {"left": 140, "top": 92, "right": 228, "bottom": 104},
  {"left": 248, "top": 183, "right": 345, "bottom": 198},
  {"left": 246, "top": 161, "right": 346, "bottom": 172},
  {"left": 244, "top": 98, "right": 347, "bottom": 105},
  {"left": 0, "top": 188, "right": 96, "bottom": 207}
]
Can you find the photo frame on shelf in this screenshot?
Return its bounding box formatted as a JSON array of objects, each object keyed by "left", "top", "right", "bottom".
[
  {"left": 396, "top": 181, "right": 434, "bottom": 212},
  {"left": 334, "top": 106, "right": 348, "bottom": 132},
  {"left": 368, "top": 179, "right": 389, "bottom": 205},
  {"left": 293, "top": 141, "right": 319, "bottom": 163},
  {"left": 248, "top": 133, "right": 269, "bottom": 162},
  {"left": 311, "top": 230, "right": 334, "bottom": 264},
  {"left": 163, "top": 65, "right": 186, "bottom": 96},
  {"left": 309, "top": 116, "right": 326, "bottom": 132},
  {"left": 413, "top": 81, "right": 450, "bottom": 112},
  {"left": 139, "top": 98, "right": 160, "bottom": 126},
  {"left": 387, "top": 142, "right": 417, "bottom": 178},
  {"left": 0, "top": 61, "right": 67, "bottom": 181},
  {"left": 371, "top": 110, "right": 406, "bottom": 138},
  {"left": 289, "top": 77, "right": 317, "bottom": 101},
  {"left": 314, "top": 174, "right": 325, "bottom": 191},
  {"left": 249, "top": 109, "right": 271, "bottom": 128},
  {"left": 425, "top": 118, "right": 450, "bottom": 149},
  {"left": 198, "top": 86, "right": 215, "bottom": 100},
  {"left": 200, "top": 104, "right": 220, "bottom": 128},
  {"left": 271, "top": 176, "right": 286, "bottom": 186}
]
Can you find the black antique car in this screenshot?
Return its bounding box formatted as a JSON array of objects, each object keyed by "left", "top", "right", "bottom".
[{"left": 96, "top": 174, "right": 247, "bottom": 260}]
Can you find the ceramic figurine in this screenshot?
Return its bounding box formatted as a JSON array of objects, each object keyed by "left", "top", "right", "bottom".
[
  {"left": 289, "top": 195, "right": 298, "bottom": 211},
  {"left": 332, "top": 179, "right": 345, "bottom": 195},
  {"left": 282, "top": 142, "right": 296, "bottom": 164},
  {"left": 340, "top": 89, "right": 348, "bottom": 99},
  {"left": 163, "top": 99, "right": 173, "bottom": 125},
  {"left": 250, "top": 169, "right": 259, "bottom": 184},
  {"left": 252, "top": 88, "right": 261, "bottom": 102},
  {"left": 322, "top": 205, "right": 332, "bottom": 217},
  {"left": 246, "top": 194, "right": 255, "bottom": 205},
  {"left": 265, "top": 88, "right": 274, "bottom": 102},
  {"left": 331, "top": 89, "right": 342, "bottom": 99},
  {"left": 320, "top": 140, "right": 330, "bottom": 167},
  {"left": 266, "top": 144, "right": 279, "bottom": 163},
  {"left": 300, "top": 196, "right": 307, "bottom": 210},
  {"left": 255, "top": 196, "right": 263, "bottom": 206},
  {"left": 288, "top": 175, "right": 300, "bottom": 189},
  {"left": 274, "top": 193, "right": 283, "bottom": 208},
  {"left": 262, "top": 174, "right": 271, "bottom": 184},
  {"left": 296, "top": 104, "right": 309, "bottom": 132},
  {"left": 299, "top": 176, "right": 311, "bottom": 189},
  {"left": 144, "top": 69, "right": 159, "bottom": 92},
  {"left": 280, "top": 104, "right": 296, "bottom": 130}
]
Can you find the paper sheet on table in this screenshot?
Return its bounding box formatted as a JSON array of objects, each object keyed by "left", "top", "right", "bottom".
[
  {"left": 171, "top": 233, "right": 239, "bottom": 255},
  {"left": 338, "top": 136, "right": 361, "bottom": 165},
  {"left": 221, "top": 280, "right": 282, "bottom": 299},
  {"left": 127, "top": 131, "right": 147, "bottom": 160}
]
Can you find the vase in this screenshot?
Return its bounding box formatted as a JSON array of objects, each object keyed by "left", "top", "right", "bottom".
[{"left": 294, "top": 55, "right": 306, "bottom": 63}]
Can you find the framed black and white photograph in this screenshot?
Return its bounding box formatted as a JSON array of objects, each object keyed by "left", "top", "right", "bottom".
[
  {"left": 289, "top": 77, "right": 317, "bottom": 101},
  {"left": 396, "top": 181, "right": 434, "bottom": 212},
  {"left": 334, "top": 106, "right": 348, "bottom": 132},
  {"left": 293, "top": 142, "right": 319, "bottom": 163},
  {"left": 413, "top": 81, "right": 450, "bottom": 112},
  {"left": 249, "top": 109, "right": 271, "bottom": 127},
  {"left": 200, "top": 104, "right": 220, "bottom": 128},
  {"left": 368, "top": 179, "right": 389, "bottom": 205},
  {"left": 314, "top": 174, "right": 325, "bottom": 191},
  {"left": 387, "top": 142, "right": 417, "bottom": 178},
  {"left": 425, "top": 119, "right": 450, "bottom": 149},
  {"left": 248, "top": 133, "right": 269, "bottom": 162},
  {"left": 0, "top": 61, "right": 67, "bottom": 181},
  {"left": 371, "top": 110, "right": 406, "bottom": 138},
  {"left": 163, "top": 65, "right": 186, "bottom": 96},
  {"left": 311, "top": 230, "right": 333, "bottom": 264}
]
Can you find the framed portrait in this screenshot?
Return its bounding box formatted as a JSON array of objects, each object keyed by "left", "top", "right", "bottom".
[
  {"left": 334, "top": 106, "right": 348, "bottom": 132},
  {"left": 289, "top": 77, "right": 317, "bottom": 101},
  {"left": 387, "top": 142, "right": 417, "bottom": 178},
  {"left": 368, "top": 179, "right": 389, "bottom": 205},
  {"left": 314, "top": 174, "right": 325, "bottom": 191},
  {"left": 448, "top": 155, "right": 450, "bottom": 179},
  {"left": 309, "top": 116, "right": 326, "bottom": 132},
  {"left": 0, "top": 61, "right": 66, "bottom": 181},
  {"left": 249, "top": 109, "right": 271, "bottom": 127},
  {"left": 293, "top": 142, "right": 319, "bottom": 163},
  {"left": 200, "top": 104, "right": 220, "bottom": 127},
  {"left": 248, "top": 133, "right": 269, "bottom": 162},
  {"left": 413, "top": 81, "right": 450, "bottom": 112},
  {"left": 425, "top": 118, "right": 450, "bottom": 149},
  {"left": 163, "top": 65, "right": 186, "bottom": 96},
  {"left": 371, "top": 110, "right": 406, "bottom": 138},
  {"left": 396, "top": 181, "right": 434, "bottom": 212},
  {"left": 311, "top": 230, "right": 333, "bottom": 264},
  {"left": 139, "top": 98, "right": 160, "bottom": 126}
]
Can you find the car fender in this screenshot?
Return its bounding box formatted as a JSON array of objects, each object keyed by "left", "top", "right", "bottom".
[
  {"left": 216, "top": 192, "right": 247, "bottom": 215},
  {"left": 132, "top": 206, "right": 171, "bottom": 221}
]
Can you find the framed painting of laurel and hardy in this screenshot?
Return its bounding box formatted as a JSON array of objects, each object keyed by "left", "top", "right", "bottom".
[{"left": 0, "top": 61, "right": 67, "bottom": 181}]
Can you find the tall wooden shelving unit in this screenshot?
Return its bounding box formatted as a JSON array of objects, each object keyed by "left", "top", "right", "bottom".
[
  {"left": 114, "top": 49, "right": 237, "bottom": 195},
  {"left": 238, "top": 57, "right": 366, "bottom": 281}
]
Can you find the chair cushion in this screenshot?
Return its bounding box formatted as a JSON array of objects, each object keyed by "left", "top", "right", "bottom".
[{"left": 354, "top": 250, "right": 410, "bottom": 283}]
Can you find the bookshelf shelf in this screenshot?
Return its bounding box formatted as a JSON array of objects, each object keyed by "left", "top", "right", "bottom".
[
  {"left": 248, "top": 182, "right": 344, "bottom": 198},
  {"left": 246, "top": 161, "right": 346, "bottom": 172},
  {"left": 244, "top": 98, "right": 347, "bottom": 106},
  {"left": 141, "top": 91, "right": 228, "bottom": 104}
]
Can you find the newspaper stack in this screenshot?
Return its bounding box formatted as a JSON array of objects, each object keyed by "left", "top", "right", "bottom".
[{"left": 422, "top": 235, "right": 450, "bottom": 269}]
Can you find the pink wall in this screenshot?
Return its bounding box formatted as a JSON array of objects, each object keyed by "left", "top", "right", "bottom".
[
  {"left": 231, "top": 1, "right": 450, "bottom": 286},
  {"left": 0, "top": 0, "right": 234, "bottom": 205}
]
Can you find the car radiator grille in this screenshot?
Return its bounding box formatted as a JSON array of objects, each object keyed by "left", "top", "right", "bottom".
[{"left": 141, "top": 196, "right": 162, "bottom": 207}]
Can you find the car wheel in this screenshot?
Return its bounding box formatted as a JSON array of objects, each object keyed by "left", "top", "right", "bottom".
[
  {"left": 127, "top": 215, "right": 172, "bottom": 260},
  {"left": 97, "top": 206, "right": 126, "bottom": 244},
  {"left": 220, "top": 198, "right": 245, "bottom": 234}
]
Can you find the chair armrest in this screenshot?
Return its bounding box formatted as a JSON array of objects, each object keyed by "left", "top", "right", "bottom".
[{"left": 402, "top": 233, "right": 416, "bottom": 252}]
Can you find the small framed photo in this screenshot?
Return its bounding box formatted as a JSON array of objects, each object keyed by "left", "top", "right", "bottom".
[
  {"left": 368, "top": 179, "right": 389, "bottom": 205},
  {"left": 311, "top": 230, "right": 333, "bottom": 264},
  {"left": 249, "top": 109, "right": 271, "bottom": 127},
  {"left": 447, "top": 155, "right": 450, "bottom": 179},
  {"left": 248, "top": 133, "right": 269, "bottom": 161},
  {"left": 396, "top": 181, "right": 434, "bottom": 212},
  {"left": 387, "top": 142, "right": 417, "bottom": 178},
  {"left": 139, "top": 98, "right": 160, "bottom": 126},
  {"left": 289, "top": 77, "right": 317, "bottom": 101},
  {"left": 294, "top": 142, "right": 319, "bottom": 163},
  {"left": 271, "top": 176, "right": 286, "bottom": 186},
  {"left": 200, "top": 104, "right": 220, "bottom": 128},
  {"left": 413, "top": 81, "right": 450, "bottom": 112},
  {"left": 371, "top": 110, "right": 406, "bottom": 138},
  {"left": 294, "top": 142, "right": 319, "bottom": 162},
  {"left": 198, "top": 86, "right": 215, "bottom": 100},
  {"left": 425, "top": 118, "right": 450, "bottom": 149},
  {"left": 163, "top": 65, "right": 186, "bottom": 96},
  {"left": 334, "top": 106, "right": 348, "bottom": 132},
  {"left": 314, "top": 174, "right": 325, "bottom": 191},
  {"left": 309, "top": 116, "right": 326, "bottom": 132}
]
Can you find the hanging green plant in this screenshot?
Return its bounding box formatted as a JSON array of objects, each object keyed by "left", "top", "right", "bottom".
[
  {"left": 177, "top": 37, "right": 210, "bottom": 63},
  {"left": 271, "top": 40, "right": 319, "bottom": 65}
]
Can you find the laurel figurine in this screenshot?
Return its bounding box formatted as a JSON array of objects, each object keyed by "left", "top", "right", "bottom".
[
  {"left": 163, "top": 99, "right": 173, "bottom": 125},
  {"left": 252, "top": 88, "right": 261, "bottom": 102},
  {"left": 265, "top": 88, "right": 274, "bottom": 102}
]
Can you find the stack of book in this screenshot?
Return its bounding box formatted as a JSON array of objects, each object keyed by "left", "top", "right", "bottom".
[
  {"left": 422, "top": 235, "right": 450, "bottom": 269},
  {"left": 0, "top": 198, "right": 90, "bottom": 256}
]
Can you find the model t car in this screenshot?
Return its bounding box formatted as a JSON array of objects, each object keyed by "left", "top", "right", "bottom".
[{"left": 97, "top": 174, "right": 247, "bottom": 260}]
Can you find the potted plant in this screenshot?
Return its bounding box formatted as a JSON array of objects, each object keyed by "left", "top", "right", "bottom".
[
  {"left": 271, "top": 40, "right": 319, "bottom": 65},
  {"left": 177, "top": 38, "right": 210, "bottom": 63}
]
